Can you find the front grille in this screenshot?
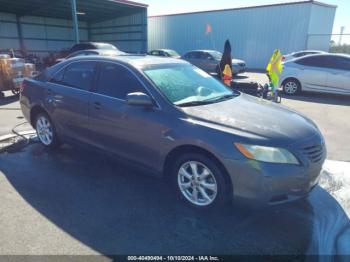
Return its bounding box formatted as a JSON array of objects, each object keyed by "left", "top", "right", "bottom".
[{"left": 302, "top": 144, "right": 324, "bottom": 163}]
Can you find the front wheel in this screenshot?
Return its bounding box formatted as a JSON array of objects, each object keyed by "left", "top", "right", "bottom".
[
  {"left": 35, "top": 113, "right": 59, "bottom": 149},
  {"left": 283, "top": 79, "right": 300, "bottom": 95},
  {"left": 172, "top": 153, "right": 230, "bottom": 209}
]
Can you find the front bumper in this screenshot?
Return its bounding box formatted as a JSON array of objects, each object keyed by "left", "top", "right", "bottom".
[{"left": 222, "top": 158, "right": 324, "bottom": 206}]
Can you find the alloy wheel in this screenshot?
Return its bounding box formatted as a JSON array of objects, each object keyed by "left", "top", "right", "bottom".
[
  {"left": 284, "top": 81, "right": 298, "bottom": 95},
  {"left": 177, "top": 161, "right": 218, "bottom": 206},
  {"left": 36, "top": 116, "right": 54, "bottom": 146}
]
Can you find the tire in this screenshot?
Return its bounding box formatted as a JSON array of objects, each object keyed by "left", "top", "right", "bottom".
[
  {"left": 35, "top": 112, "right": 60, "bottom": 149},
  {"left": 171, "top": 153, "right": 230, "bottom": 209},
  {"left": 283, "top": 78, "right": 300, "bottom": 95}
]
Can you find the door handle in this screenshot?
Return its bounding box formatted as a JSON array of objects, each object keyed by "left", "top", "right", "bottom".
[{"left": 94, "top": 102, "right": 101, "bottom": 110}]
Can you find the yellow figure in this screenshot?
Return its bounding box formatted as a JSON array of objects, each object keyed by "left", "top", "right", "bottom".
[
  {"left": 266, "top": 49, "right": 283, "bottom": 89},
  {"left": 222, "top": 64, "right": 232, "bottom": 87}
]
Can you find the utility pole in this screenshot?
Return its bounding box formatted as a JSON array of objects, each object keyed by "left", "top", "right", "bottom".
[{"left": 339, "top": 26, "right": 345, "bottom": 45}]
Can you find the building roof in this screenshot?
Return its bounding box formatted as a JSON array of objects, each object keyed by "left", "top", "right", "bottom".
[
  {"left": 148, "top": 0, "right": 337, "bottom": 18},
  {"left": 0, "top": 0, "right": 147, "bottom": 22}
]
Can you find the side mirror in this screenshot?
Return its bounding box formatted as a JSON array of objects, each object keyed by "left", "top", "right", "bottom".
[{"left": 126, "top": 92, "right": 154, "bottom": 107}]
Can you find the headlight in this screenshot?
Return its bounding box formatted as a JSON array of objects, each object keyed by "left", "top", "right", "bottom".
[{"left": 235, "top": 143, "right": 299, "bottom": 165}]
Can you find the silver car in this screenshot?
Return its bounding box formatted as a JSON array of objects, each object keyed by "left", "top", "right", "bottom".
[
  {"left": 182, "top": 50, "right": 246, "bottom": 75},
  {"left": 280, "top": 53, "right": 350, "bottom": 95}
]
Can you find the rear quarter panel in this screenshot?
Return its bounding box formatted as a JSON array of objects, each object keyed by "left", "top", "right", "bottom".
[{"left": 20, "top": 79, "right": 48, "bottom": 126}]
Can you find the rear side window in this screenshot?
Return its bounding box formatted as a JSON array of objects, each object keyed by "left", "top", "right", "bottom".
[
  {"left": 95, "top": 62, "right": 146, "bottom": 100},
  {"left": 150, "top": 51, "right": 160, "bottom": 56},
  {"left": 327, "top": 56, "right": 350, "bottom": 71},
  {"left": 185, "top": 52, "right": 199, "bottom": 59},
  {"left": 50, "top": 61, "right": 96, "bottom": 91}
]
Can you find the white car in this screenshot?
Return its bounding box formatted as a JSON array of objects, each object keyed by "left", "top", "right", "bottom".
[
  {"left": 279, "top": 53, "right": 350, "bottom": 95},
  {"left": 282, "top": 50, "right": 327, "bottom": 62}
]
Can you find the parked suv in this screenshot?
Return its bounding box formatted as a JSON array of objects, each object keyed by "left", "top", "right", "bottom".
[{"left": 20, "top": 55, "right": 326, "bottom": 209}]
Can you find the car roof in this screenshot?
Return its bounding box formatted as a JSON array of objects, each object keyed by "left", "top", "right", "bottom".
[
  {"left": 186, "top": 50, "right": 219, "bottom": 53},
  {"left": 294, "top": 50, "right": 326, "bottom": 53},
  {"left": 297, "top": 53, "right": 350, "bottom": 58},
  {"left": 152, "top": 49, "right": 175, "bottom": 52},
  {"left": 64, "top": 54, "right": 188, "bottom": 68}
]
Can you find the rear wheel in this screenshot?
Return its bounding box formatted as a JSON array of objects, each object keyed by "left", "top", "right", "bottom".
[
  {"left": 35, "top": 113, "right": 59, "bottom": 149},
  {"left": 172, "top": 153, "right": 230, "bottom": 209},
  {"left": 283, "top": 79, "right": 300, "bottom": 95}
]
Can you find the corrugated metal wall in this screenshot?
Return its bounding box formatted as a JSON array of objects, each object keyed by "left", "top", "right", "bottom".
[
  {"left": 0, "top": 12, "right": 88, "bottom": 57},
  {"left": 0, "top": 8, "right": 147, "bottom": 57},
  {"left": 0, "top": 12, "right": 21, "bottom": 51},
  {"left": 148, "top": 2, "right": 336, "bottom": 69},
  {"left": 90, "top": 10, "right": 148, "bottom": 53}
]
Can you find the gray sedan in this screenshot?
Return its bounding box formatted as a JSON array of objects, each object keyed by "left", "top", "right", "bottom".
[
  {"left": 20, "top": 55, "right": 325, "bottom": 209},
  {"left": 181, "top": 50, "right": 246, "bottom": 75}
]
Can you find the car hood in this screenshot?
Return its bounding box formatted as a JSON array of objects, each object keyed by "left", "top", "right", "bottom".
[{"left": 180, "top": 93, "right": 320, "bottom": 146}]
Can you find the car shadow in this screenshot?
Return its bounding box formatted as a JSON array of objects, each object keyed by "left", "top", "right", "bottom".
[
  {"left": 0, "top": 94, "right": 18, "bottom": 106},
  {"left": 282, "top": 92, "right": 350, "bottom": 106},
  {"left": 1, "top": 143, "right": 349, "bottom": 256}
]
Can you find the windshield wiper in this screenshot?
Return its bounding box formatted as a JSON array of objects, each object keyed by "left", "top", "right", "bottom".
[
  {"left": 176, "top": 100, "right": 214, "bottom": 107},
  {"left": 206, "top": 93, "right": 238, "bottom": 102}
]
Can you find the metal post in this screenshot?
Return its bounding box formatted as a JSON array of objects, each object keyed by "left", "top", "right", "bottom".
[
  {"left": 16, "top": 15, "right": 25, "bottom": 56},
  {"left": 70, "top": 0, "right": 80, "bottom": 43},
  {"left": 339, "top": 26, "right": 345, "bottom": 45}
]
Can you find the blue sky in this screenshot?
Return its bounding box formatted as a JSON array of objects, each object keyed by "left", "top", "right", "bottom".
[{"left": 137, "top": 0, "right": 349, "bottom": 43}]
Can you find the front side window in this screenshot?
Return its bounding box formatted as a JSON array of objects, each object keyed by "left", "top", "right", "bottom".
[
  {"left": 143, "top": 64, "right": 238, "bottom": 106},
  {"left": 96, "top": 62, "right": 146, "bottom": 100},
  {"left": 296, "top": 56, "right": 327, "bottom": 67},
  {"left": 55, "top": 61, "right": 96, "bottom": 91}
]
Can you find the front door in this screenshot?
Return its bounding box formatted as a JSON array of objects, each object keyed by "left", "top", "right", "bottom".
[{"left": 88, "top": 61, "right": 165, "bottom": 170}]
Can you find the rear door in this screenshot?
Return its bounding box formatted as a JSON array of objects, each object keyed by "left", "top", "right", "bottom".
[
  {"left": 295, "top": 56, "right": 329, "bottom": 92},
  {"left": 46, "top": 61, "right": 97, "bottom": 143},
  {"left": 88, "top": 61, "right": 164, "bottom": 169},
  {"left": 325, "top": 56, "right": 350, "bottom": 94}
]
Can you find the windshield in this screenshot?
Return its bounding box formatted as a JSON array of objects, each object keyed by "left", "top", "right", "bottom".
[
  {"left": 209, "top": 51, "right": 223, "bottom": 60},
  {"left": 143, "top": 64, "right": 238, "bottom": 106},
  {"left": 166, "top": 50, "right": 180, "bottom": 57}
]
